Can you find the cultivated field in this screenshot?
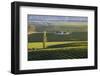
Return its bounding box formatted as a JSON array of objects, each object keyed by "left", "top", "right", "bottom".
[{"left": 28, "top": 41, "right": 88, "bottom": 61}]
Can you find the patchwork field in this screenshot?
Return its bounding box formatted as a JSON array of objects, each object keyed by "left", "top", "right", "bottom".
[{"left": 28, "top": 41, "right": 88, "bottom": 61}]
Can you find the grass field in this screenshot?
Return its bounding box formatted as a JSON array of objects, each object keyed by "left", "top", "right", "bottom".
[
  {"left": 28, "top": 41, "right": 88, "bottom": 61},
  {"left": 28, "top": 41, "right": 87, "bottom": 49},
  {"left": 28, "top": 32, "right": 87, "bottom": 42},
  {"left": 28, "top": 15, "right": 88, "bottom": 61}
]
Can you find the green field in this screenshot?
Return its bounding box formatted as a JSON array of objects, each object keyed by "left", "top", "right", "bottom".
[
  {"left": 28, "top": 32, "right": 87, "bottom": 42},
  {"left": 28, "top": 41, "right": 88, "bottom": 61},
  {"left": 28, "top": 41, "right": 87, "bottom": 49},
  {"left": 28, "top": 15, "right": 88, "bottom": 61}
]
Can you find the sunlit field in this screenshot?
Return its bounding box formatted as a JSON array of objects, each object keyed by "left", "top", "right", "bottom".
[{"left": 28, "top": 41, "right": 87, "bottom": 49}]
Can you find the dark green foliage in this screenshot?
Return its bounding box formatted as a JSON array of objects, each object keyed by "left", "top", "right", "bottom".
[
  {"left": 28, "top": 48, "right": 87, "bottom": 61},
  {"left": 28, "top": 32, "right": 87, "bottom": 42}
]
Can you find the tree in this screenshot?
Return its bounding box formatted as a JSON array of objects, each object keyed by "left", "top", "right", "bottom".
[{"left": 43, "top": 31, "right": 47, "bottom": 48}]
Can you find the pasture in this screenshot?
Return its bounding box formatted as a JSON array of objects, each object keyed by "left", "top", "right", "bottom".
[{"left": 28, "top": 41, "right": 88, "bottom": 61}]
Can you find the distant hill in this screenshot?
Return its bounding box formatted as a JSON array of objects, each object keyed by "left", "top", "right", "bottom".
[{"left": 28, "top": 22, "right": 87, "bottom": 33}]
